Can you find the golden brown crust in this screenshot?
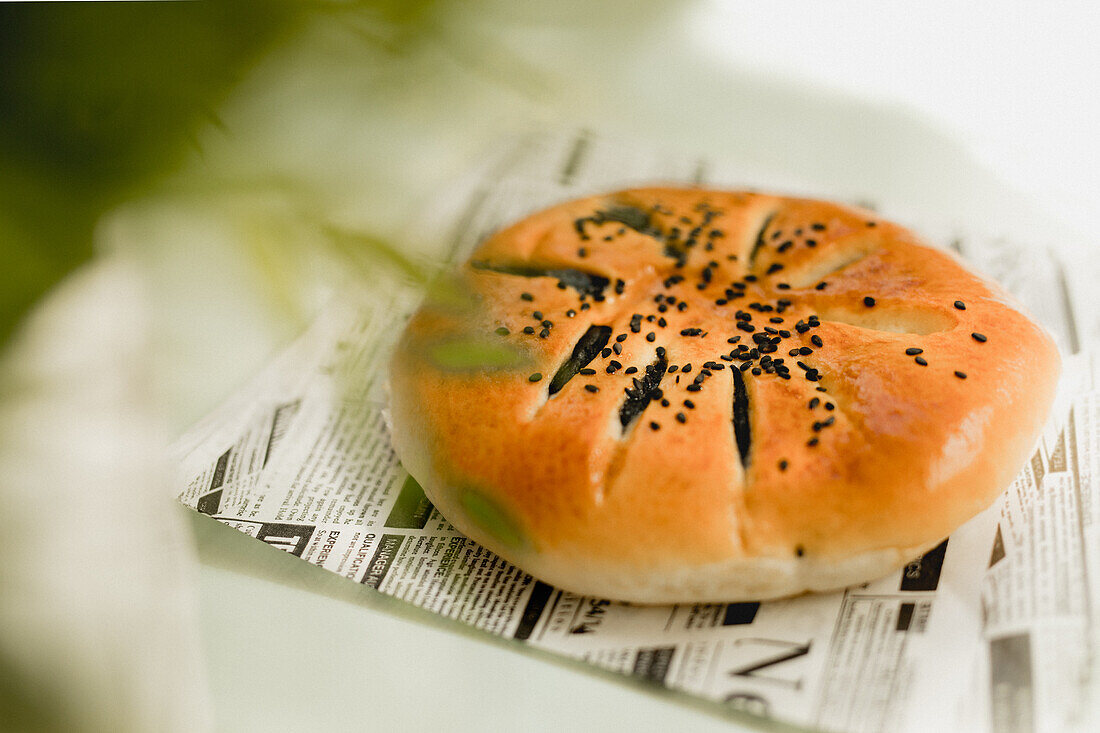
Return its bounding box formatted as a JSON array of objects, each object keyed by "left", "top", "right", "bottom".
[{"left": 388, "top": 188, "right": 1061, "bottom": 602}]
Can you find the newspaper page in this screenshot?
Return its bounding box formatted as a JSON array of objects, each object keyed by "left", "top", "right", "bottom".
[{"left": 173, "top": 130, "right": 1099, "bottom": 733}]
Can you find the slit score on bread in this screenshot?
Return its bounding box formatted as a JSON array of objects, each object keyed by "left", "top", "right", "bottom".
[{"left": 387, "top": 188, "right": 1060, "bottom": 603}]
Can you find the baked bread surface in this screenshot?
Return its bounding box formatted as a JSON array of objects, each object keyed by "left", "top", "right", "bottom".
[{"left": 388, "top": 188, "right": 1060, "bottom": 602}]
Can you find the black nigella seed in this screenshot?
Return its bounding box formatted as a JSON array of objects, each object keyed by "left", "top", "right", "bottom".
[
  {"left": 686, "top": 384, "right": 701, "bottom": 392},
  {"left": 779, "top": 460, "right": 788, "bottom": 471},
  {"left": 580, "top": 303, "right": 591, "bottom": 311},
  {"left": 799, "top": 346, "right": 813, "bottom": 355},
  {"left": 807, "top": 437, "right": 819, "bottom": 447},
  {"left": 650, "top": 422, "right": 660, "bottom": 431},
  {"left": 625, "top": 366, "right": 638, "bottom": 374},
  {"left": 863, "top": 296, "right": 876, "bottom": 307},
  {"left": 495, "top": 327, "right": 509, "bottom": 336},
  {"left": 676, "top": 412, "right": 687, "bottom": 424},
  {"left": 955, "top": 371, "right": 967, "bottom": 379},
  {"left": 914, "top": 356, "right": 928, "bottom": 366},
  {"left": 541, "top": 320, "right": 552, "bottom": 328},
  {"left": 578, "top": 248, "right": 588, "bottom": 257},
  {"left": 811, "top": 223, "right": 826, "bottom": 231},
  {"left": 616, "top": 333, "right": 628, "bottom": 342},
  {"left": 520, "top": 292, "right": 534, "bottom": 301},
  {"left": 972, "top": 332, "right": 987, "bottom": 343},
  {"left": 779, "top": 330, "right": 791, "bottom": 338},
  {"left": 532, "top": 311, "right": 543, "bottom": 320},
  {"left": 815, "top": 281, "right": 828, "bottom": 290},
  {"left": 811, "top": 335, "right": 823, "bottom": 348},
  {"left": 684, "top": 399, "right": 695, "bottom": 409},
  {"left": 566, "top": 309, "right": 576, "bottom": 318},
  {"left": 905, "top": 347, "right": 923, "bottom": 355},
  {"left": 658, "top": 317, "right": 667, "bottom": 327},
  {"left": 584, "top": 384, "right": 599, "bottom": 393},
  {"left": 579, "top": 368, "right": 596, "bottom": 375},
  {"left": 716, "top": 299, "right": 727, "bottom": 306},
  {"left": 770, "top": 317, "right": 784, "bottom": 324},
  {"left": 751, "top": 367, "right": 762, "bottom": 376},
  {"left": 612, "top": 342, "right": 623, "bottom": 355},
  {"left": 954, "top": 300, "right": 966, "bottom": 310},
  {"left": 866, "top": 221, "right": 877, "bottom": 227},
  {"left": 539, "top": 328, "right": 550, "bottom": 338},
  {"left": 825, "top": 402, "right": 834, "bottom": 411},
  {"left": 728, "top": 336, "right": 741, "bottom": 344},
  {"left": 668, "top": 365, "right": 678, "bottom": 373},
  {"left": 682, "top": 363, "right": 693, "bottom": 372},
  {"left": 778, "top": 241, "right": 793, "bottom": 253},
  {"left": 528, "top": 373, "right": 542, "bottom": 382},
  {"left": 601, "top": 347, "right": 612, "bottom": 358},
  {"left": 646, "top": 332, "right": 656, "bottom": 342},
  {"left": 522, "top": 326, "right": 535, "bottom": 334},
  {"left": 767, "top": 263, "right": 784, "bottom": 274},
  {"left": 808, "top": 397, "right": 820, "bottom": 409},
  {"left": 790, "top": 348, "right": 801, "bottom": 357},
  {"left": 658, "top": 303, "right": 669, "bottom": 313},
  {"left": 796, "top": 545, "right": 805, "bottom": 556},
  {"left": 776, "top": 283, "right": 791, "bottom": 290},
  {"left": 661, "top": 398, "right": 670, "bottom": 407},
  {"left": 656, "top": 346, "right": 667, "bottom": 358}
]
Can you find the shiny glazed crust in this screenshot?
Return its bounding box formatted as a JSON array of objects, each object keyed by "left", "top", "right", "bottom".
[{"left": 388, "top": 188, "right": 1060, "bottom": 603}]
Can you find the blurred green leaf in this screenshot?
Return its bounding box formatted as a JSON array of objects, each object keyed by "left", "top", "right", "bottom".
[
  {"left": 427, "top": 337, "right": 526, "bottom": 371},
  {"left": 0, "top": 1, "right": 306, "bottom": 347}
]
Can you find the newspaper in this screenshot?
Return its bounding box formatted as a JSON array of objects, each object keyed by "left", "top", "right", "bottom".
[{"left": 174, "top": 131, "right": 1100, "bottom": 733}]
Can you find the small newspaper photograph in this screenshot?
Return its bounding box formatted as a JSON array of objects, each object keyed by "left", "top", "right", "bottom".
[{"left": 173, "top": 130, "right": 1099, "bottom": 733}]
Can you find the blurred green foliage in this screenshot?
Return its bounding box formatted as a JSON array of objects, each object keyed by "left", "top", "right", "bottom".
[
  {"left": 0, "top": 1, "right": 310, "bottom": 345},
  {"left": 0, "top": 0, "right": 450, "bottom": 350}
]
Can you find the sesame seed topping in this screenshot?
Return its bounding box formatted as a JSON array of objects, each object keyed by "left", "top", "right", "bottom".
[
  {"left": 566, "top": 309, "right": 576, "bottom": 318},
  {"left": 646, "top": 332, "right": 656, "bottom": 342},
  {"left": 612, "top": 342, "right": 623, "bottom": 355},
  {"left": 578, "top": 247, "right": 588, "bottom": 257},
  {"left": 955, "top": 371, "right": 967, "bottom": 379},
  {"left": 779, "top": 460, "right": 788, "bottom": 471},
  {"left": 625, "top": 366, "right": 638, "bottom": 374},
  {"left": 807, "top": 437, "right": 819, "bottom": 447},
  {"left": 776, "top": 283, "right": 791, "bottom": 290},
  {"left": 520, "top": 292, "right": 534, "bottom": 301},
  {"left": 815, "top": 281, "right": 828, "bottom": 290},
  {"left": 579, "top": 368, "right": 596, "bottom": 376},
  {"left": 811, "top": 223, "right": 826, "bottom": 231},
  {"left": 795, "top": 545, "right": 805, "bottom": 556},
  {"left": 954, "top": 300, "right": 966, "bottom": 310},
  {"left": 650, "top": 421, "right": 660, "bottom": 431},
  {"left": 808, "top": 397, "right": 820, "bottom": 409},
  {"left": 661, "top": 398, "right": 670, "bottom": 407},
  {"left": 810, "top": 335, "right": 823, "bottom": 348},
  {"left": 863, "top": 296, "right": 876, "bottom": 307},
  {"left": 914, "top": 356, "right": 928, "bottom": 366},
  {"left": 584, "top": 384, "right": 599, "bottom": 393},
  {"left": 580, "top": 303, "right": 591, "bottom": 311},
  {"left": 972, "top": 332, "right": 987, "bottom": 343},
  {"left": 539, "top": 328, "right": 550, "bottom": 338},
  {"left": 905, "top": 347, "right": 923, "bottom": 355},
  {"left": 522, "top": 326, "right": 535, "bottom": 334},
  {"left": 675, "top": 412, "right": 687, "bottom": 424},
  {"left": 528, "top": 373, "right": 542, "bottom": 382}
]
